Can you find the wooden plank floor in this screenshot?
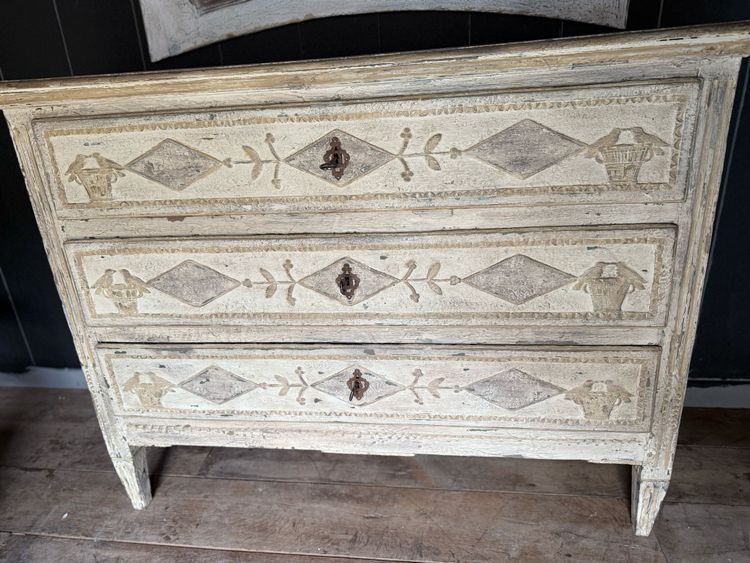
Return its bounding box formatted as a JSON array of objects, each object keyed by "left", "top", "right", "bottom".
[{"left": 0, "top": 389, "right": 748, "bottom": 562}]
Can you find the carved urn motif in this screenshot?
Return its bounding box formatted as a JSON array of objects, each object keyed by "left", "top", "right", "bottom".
[
  {"left": 574, "top": 261, "right": 646, "bottom": 317},
  {"left": 123, "top": 372, "right": 174, "bottom": 408},
  {"left": 92, "top": 269, "right": 150, "bottom": 315},
  {"left": 585, "top": 127, "right": 668, "bottom": 184},
  {"left": 565, "top": 379, "right": 633, "bottom": 420},
  {"left": 65, "top": 153, "right": 124, "bottom": 201}
]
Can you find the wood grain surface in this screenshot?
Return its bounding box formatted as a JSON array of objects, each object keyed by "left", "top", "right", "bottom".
[{"left": 1, "top": 389, "right": 748, "bottom": 562}]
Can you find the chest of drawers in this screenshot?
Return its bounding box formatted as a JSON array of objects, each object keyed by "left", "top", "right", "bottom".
[{"left": 2, "top": 23, "right": 749, "bottom": 536}]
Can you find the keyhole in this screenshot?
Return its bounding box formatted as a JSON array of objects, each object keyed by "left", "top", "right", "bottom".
[
  {"left": 320, "top": 151, "right": 340, "bottom": 170},
  {"left": 336, "top": 262, "right": 360, "bottom": 300},
  {"left": 347, "top": 368, "right": 369, "bottom": 401},
  {"left": 319, "top": 136, "right": 350, "bottom": 180}
]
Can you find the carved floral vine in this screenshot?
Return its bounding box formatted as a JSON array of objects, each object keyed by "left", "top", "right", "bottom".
[
  {"left": 122, "top": 365, "right": 635, "bottom": 423},
  {"left": 66, "top": 120, "right": 672, "bottom": 204}
]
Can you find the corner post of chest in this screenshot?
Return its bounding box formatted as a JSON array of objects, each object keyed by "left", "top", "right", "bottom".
[
  {"left": 1, "top": 109, "right": 155, "bottom": 508},
  {"left": 110, "top": 446, "right": 152, "bottom": 509},
  {"left": 83, "top": 361, "right": 153, "bottom": 509},
  {"left": 631, "top": 465, "right": 669, "bottom": 536}
]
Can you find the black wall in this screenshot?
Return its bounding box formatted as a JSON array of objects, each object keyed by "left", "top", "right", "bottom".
[{"left": 0, "top": 1, "right": 748, "bottom": 384}]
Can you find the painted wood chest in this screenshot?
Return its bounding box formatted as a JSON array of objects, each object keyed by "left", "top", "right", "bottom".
[{"left": 2, "top": 23, "right": 749, "bottom": 536}]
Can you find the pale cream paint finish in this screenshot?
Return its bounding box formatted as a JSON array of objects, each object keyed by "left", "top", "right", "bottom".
[
  {"left": 36, "top": 80, "right": 696, "bottom": 216},
  {"left": 68, "top": 228, "right": 675, "bottom": 326},
  {"left": 2, "top": 24, "right": 749, "bottom": 535},
  {"left": 100, "top": 345, "right": 657, "bottom": 431}
]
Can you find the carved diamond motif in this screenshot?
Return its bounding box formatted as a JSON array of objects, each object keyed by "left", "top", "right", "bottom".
[
  {"left": 298, "top": 257, "right": 399, "bottom": 306},
  {"left": 285, "top": 129, "right": 394, "bottom": 187},
  {"left": 466, "top": 368, "right": 564, "bottom": 410},
  {"left": 312, "top": 365, "right": 404, "bottom": 406},
  {"left": 148, "top": 260, "right": 240, "bottom": 307},
  {"left": 126, "top": 138, "right": 222, "bottom": 190},
  {"left": 466, "top": 119, "right": 584, "bottom": 179},
  {"left": 463, "top": 254, "right": 575, "bottom": 304},
  {"left": 180, "top": 365, "right": 257, "bottom": 404}
]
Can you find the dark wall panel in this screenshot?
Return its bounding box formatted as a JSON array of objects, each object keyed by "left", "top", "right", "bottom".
[
  {"left": 299, "top": 14, "right": 380, "bottom": 59},
  {"left": 54, "top": 0, "right": 145, "bottom": 75},
  {"left": 661, "top": 0, "right": 750, "bottom": 26},
  {"left": 0, "top": 119, "right": 78, "bottom": 368},
  {"left": 690, "top": 61, "right": 750, "bottom": 380},
  {"left": 469, "top": 13, "right": 560, "bottom": 45},
  {"left": 0, "top": 270, "right": 32, "bottom": 371},
  {"left": 220, "top": 25, "right": 301, "bottom": 66},
  {"left": 379, "top": 11, "right": 470, "bottom": 52},
  {"left": 0, "top": 0, "right": 71, "bottom": 80}
]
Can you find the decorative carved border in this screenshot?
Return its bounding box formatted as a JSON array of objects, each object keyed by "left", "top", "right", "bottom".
[
  {"left": 104, "top": 350, "right": 656, "bottom": 430},
  {"left": 41, "top": 86, "right": 694, "bottom": 215},
  {"left": 126, "top": 422, "right": 650, "bottom": 451},
  {"left": 70, "top": 229, "right": 675, "bottom": 325}
]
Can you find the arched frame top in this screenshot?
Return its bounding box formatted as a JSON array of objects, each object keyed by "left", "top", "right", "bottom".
[{"left": 139, "top": 0, "right": 631, "bottom": 61}]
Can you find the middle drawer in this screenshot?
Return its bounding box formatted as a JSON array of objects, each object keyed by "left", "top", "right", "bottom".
[{"left": 67, "top": 226, "right": 675, "bottom": 328}]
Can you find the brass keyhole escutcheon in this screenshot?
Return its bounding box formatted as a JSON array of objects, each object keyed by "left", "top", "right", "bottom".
[
  {"left": 336, "top": 262, "right": 360, "bottom": 300},
  {"left": 319, "top": 136, "right": 350, "bottom": 180},
  {"left": 347, "top": 369, "right": 369, "bottom": 401}
]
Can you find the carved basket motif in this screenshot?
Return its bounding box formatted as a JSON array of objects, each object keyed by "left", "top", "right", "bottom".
[
  {"left": 92, "top": 269, "right": 150, "bottom": 315},
  {"left": 596, "top": 144, "right": 653, "bottom": 183},
  {"left": 565, "top": 380, "right": 633, "bottom": 421},
  {"left": 574, "top": 262, "right": 647, "bottom": 317},
  {"left": 585, "top": 276, "right": 635, "bottom": 314},
  {"left": 585, "top": 127, "right": 669, "bottom": 185},
  {"left": 65, "top": 153, "right": 124, "bottom": 201},
  {"left": 104, "top": 286, "right": 144, "bottom": 315}
]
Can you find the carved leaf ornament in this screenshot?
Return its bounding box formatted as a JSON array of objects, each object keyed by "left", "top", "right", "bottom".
[
  {"left": 94, "top": 254, "right": 648, "bottom": 317},
  {"left": 122, "top": 362, "right": 632, "bottom": 421},
  {"left": 67, "top": 124, "right": 669, "bottom": 201}
]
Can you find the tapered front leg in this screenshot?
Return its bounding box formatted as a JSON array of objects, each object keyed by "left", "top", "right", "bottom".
[
  {"left": 631, "top": 465, "right": 669, "bottom": 536},
  {"left": 111, "top": 446, "right": 152, "bottom": 509}
]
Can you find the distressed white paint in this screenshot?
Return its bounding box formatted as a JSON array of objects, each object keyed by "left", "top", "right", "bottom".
[
  {"left": 100, "top": 344, "right": 657, "bottom": 431},
  {"left": 140, "top": 0, "right": 631, "bottom": 61},
  {"left": 67, "top": 228, "right": 675, "bottom": 327},
  {"left": 1, "top": 24, "right": 749, "bottom": 536},
  {"left": 37, "top": 81, "right": 696, "bottom": 218}
]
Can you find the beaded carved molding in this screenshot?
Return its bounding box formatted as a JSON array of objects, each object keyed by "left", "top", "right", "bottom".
[
  {"left": 69, "top": 228, "right": 676, "bottom": 327},
  {"left": 102, "top": 347, "right": 657, "bottom": 430},
  {"left": 38, "top": 80, "right": 699, "bottom": 217}
]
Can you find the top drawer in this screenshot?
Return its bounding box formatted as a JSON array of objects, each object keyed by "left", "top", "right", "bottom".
[{"left": 35, "top": 80, "right": 699, "bottom": 219}]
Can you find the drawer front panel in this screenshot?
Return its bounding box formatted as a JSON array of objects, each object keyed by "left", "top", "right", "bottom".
[
  {"left": 39, "top": 80, "right": 699, "bottom": 218},
  {"left": 99, "top": 345, "right": 658, "bottom": 431},
  {"left": 68, "top": 227, "right": 675, "bottom": 327}
]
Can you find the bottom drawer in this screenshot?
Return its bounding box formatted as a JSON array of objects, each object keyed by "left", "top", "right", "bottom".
[{"left": 98, "top": 344, "right": 658, "bottom": 432}]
